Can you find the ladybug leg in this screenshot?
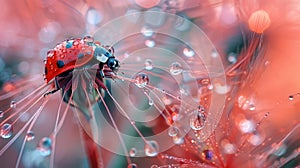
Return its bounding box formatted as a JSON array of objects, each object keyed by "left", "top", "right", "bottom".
[
  {"left": 44, "top": 78, "right": 61, "bottom": 97},
  {"left": 98, "top": 63, "right": 105, "bottom": 78}
]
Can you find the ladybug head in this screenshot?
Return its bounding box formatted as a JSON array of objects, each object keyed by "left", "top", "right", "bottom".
[{"left": 107, "top": 57, "right": 120, "bottom": 72}]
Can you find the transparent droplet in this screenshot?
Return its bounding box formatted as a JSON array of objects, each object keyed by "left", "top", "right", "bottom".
[
  {"left": 134, "top": 73, "right": 150, "bottom": 88},
  {"left": 150, "top": 165, "right": 159, "bottom": 168},
  {"left": 190, "top": 112, "right": 206, "bottom": 131},
  {"left": 144, "top": 140, "right": 159, "bottom": 157},
  {"left": 248, "top": 133, "right": 263, "bottom": 146},
  {"left": 249, "top": 103, "right": 256, "bottom": 111},
  {"left": 0, "top": 123, "right": 13, "bottom": 139},
  {"left": 168, "top": 126, "right": 179, "bottom": 137},
  {"left": 83, "top": 35, "right": 94, "bottom": 44},
  {"left": 183, "top": 47, "right": 195, "bottom": 57},
  {"left": 128, "top": 163, "right": 138, "bottom": 168},
  {"left": 170, "top": 62, "right": 183, "bottom": 75},
  {"left": 26, "top": 131, "right": 35, "bottom": 141},
  {"left": 173, "top": 136, "right": 184, "bottom": 145},
  {"left": 227, "top": 52, "right": 237, "bottom": 63},
  {"left": 144, "top": 59, "right": 153, "bottom": 70},
  {"left": 148, "top": 99, "right": 154, "bottom": 106},
  {"left": 10, "top": 101, "right": 16, "bottom": 108},
  {"left": 221, "top": 139, "right": 237, "bottom": 154},
  {"left": 37, "top": 137, "right": 52, "bottom": 156},
  {"left": 129, "top": 147, "right": 137, "bottom": 157},
  {"left": 145, "top": 40, "right": 155, "bottom": 48},
  {"left": 273, "top": 143, "right": 287, "bottom": 156},
  {"left": 141, "top": 27, "right": 154, "bottom": 37},
  {"left": 289, "top": 95, "right": 294, "bottom": 101},
  {"left": 0, "top": 111, "right": 3, "bottom": 118},
  {"left": 202, "top": 149, "right": 213, "bottom": 160},
  {"left": 238, "top": 119, "right": 255, "bottom": 133}
]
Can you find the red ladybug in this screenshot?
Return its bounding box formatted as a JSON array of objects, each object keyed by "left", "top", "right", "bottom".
[{"left": 44, "top": 36, "right": 120, "bottom": 96}]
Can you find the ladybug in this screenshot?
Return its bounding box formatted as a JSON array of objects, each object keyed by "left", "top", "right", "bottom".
[{"left": 44, "top": 36, "right": 120, "bottom": 96}]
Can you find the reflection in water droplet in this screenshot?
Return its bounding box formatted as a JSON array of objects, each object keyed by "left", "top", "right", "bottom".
[
  {"left": 148, "top": 98, "right": 154, "bottom": 106},
  {"left": 134, "top": 73, "right": 150, "bottom": 88},
  {"left": 144, "top": 59, "right": 153, "bottom": 70},
  {"left": 190, "top": 111, "right": 206, "bottom": 131},
  {"left": 26, "top": 131, "right": 35, "bottom": 141},
  {"left": 168, "top": 126, "right": 179, "bottom": 137},
  {"left": 129, "top": 147, "right": 137, "bottom": 157},
  {"left": 144, "top": 140, "right": 159, "bottom": 157},
  {"left": 10, "top": 101, "right": 16, "bottom": 108},
  {"left": 183, "top": 47, "right": 195, "bottom": 57},
  {"left": 249, "top": 103, "right": 256, "bottom": 111},
  {"left": 170, "top": 62, "right": 183, "bottom": 75},
  {"left": 83, "top": 36, "right": 94, "bottom": 44},
  {"left": 289, "top": 95, "right": 294, "bottom": 101},
  {"left": 37, "top": 137, "right": 52, "bottom": 156},
  {"left": 0, "top": 111, "right": 3, "bottom": 118},
  {"left": 0, "top": 123, "right": 13, "bottom": 139}
]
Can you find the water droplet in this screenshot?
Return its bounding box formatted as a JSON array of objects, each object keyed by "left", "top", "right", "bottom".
[
  {"left": 227, "top": 52, "right": 237, "bottom": 63},
  {"left": 248, "top": 133, "right": 263, "bottom": 146},
  {"left": 190, "top": 112, "right": 206, "bottom": 131},
  {"left": 273, "top": 143, "right": 287, "bottom": 156},
  {"left": 148, "top": 99, "right": 154, "bottom": 106},
  {"left": 170, "top": 62, "right": 183, "bottom": 75},
  {"left": 221, "top": 139, "right": 237, "bottom": 154},
  {"left": 26, "top": 131, "right": 35, "bottom": 141},
  {"left": 128, "top": 163, "right": 138, "bottom": 168},
  {"left": 289, "top": 95, "right": 294, "bottom": 101},
  {"left": 10, "top": 101, "right": 16, "bottom": 108},
  {"left": 150, "top": 165, "right": 159, "bottom": 168},
  {"left": 129, "top": 147, "right": 137, "bottom": 157},
  {"left": 141, "top": 27, "right": 154, "bottom": 37},
  {"left": 134, "top": 73, "right": 150, "bottom": 88},
  {"left": 249, "top": 103, "right": 256, "bottom": 111},
  {"left": 173, "top": 136, "right": 184, "bottom": 145},
  {"left": 183, "top": 47, "right": 195, "bottom": 57},
  {"left": 83, "top": 35, "right": 94, "bottom": 44},
  {"left": 0, "top": 111, "right": 3, "bottom": 118},
  {"left": 168, "top": 126, "right": 179, "bottom": 137},
  {"left": 238, "top": 119, "right": 255, "bottom": 133},
  {"left": 37, "top": 137, "right": 52, "bottom": 156},
  {"left": 144, "top": 59, "right": 153, "bottom": 70},
  {"left": 202, "top": 150, "right": 213, "bottom": 160},
  {"left": 0, "top": 123, "right": 13, "bottom": 139},
  {"left": 145, "top": 40, "right": 155, "bottom": 48},
  {"left": 144, "top": 140, "right": 159, "bottom": 157}
]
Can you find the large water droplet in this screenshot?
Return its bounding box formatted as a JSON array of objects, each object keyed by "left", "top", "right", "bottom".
[
  {"left": 238, "top": 119, "right": 255, "bottom": 133},
  {"left": 144, "top": 59, "right": 153, "bottom": 70},
  {"left": 148, "top": 98, "right": 154, "bottom": 106},
  {"left": 183, "top": 47, "right": 195, "bottom": 57},
  {"left": 168, "top": 126, "right": 179, "bottom": 137},
  {"left": 144, "top": 140, "right": 159, "bottom": 157},
  {"left": 129, "top": 147, "right": 137, "bottom": 157},
  {"left": 37, "top": 137, "right": 52, "bottom": 156},
  {"left": 170, "top": 62, "right": 183, "bottom": 75},
  {"left": 26, "top": 131, "right": 35, "bottom": 141},
  {"left": 10, "top": 101, "right": 16, "bottom": 108},
  {"left": 134, "top": 73, "right": 150, "bottom": 88},
  {"left": 128, "top": 163, "right": 138, "bottom": 168},
  {"left": 190, "top": 112, "right": 206, "bottom": 131},
  {"left": 0, "top": 111, "right": 3, "bottom": 118},
  {"left": 0, "top": 123, "right": 13, "bottom": 139}
]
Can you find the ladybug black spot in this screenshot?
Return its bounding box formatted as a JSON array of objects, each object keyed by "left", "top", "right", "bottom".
[{"left": 57, "top": 60, "right": 65, "bottom": 68}]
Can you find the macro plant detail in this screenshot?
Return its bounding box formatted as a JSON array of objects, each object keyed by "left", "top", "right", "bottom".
[{"left": 0, "top": 0, "right": 300, "bottom": 168}]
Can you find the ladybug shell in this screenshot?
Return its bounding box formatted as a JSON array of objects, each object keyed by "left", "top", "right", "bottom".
[{"left": 44, "top": 38, "right": 97, "bottom": 83}]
